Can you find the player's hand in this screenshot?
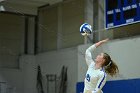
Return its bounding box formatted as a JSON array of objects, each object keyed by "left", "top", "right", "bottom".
[
  {"left": 101, "top": 38, "right": 109, "bottom": 43},
  {"left": 95, "top": 38, "right": 109, "bottom": 47}
]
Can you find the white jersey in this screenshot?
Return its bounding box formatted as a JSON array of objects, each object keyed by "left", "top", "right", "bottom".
[{"left": 84, "top": 44, "right": 107, "bottom": 93}]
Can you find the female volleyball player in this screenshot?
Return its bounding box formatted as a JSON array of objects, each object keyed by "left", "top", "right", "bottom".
[{"left": 84, "top": 39, "right": 119, "bottom": 93}]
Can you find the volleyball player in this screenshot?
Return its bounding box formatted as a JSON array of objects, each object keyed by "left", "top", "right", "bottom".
[{"left": 84, "top": 39, "right": 119, "bottom": 93}]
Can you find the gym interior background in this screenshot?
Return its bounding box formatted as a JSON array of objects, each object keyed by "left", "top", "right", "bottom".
[{"left": 0, "top": 0, "right": 140, "bottom": 93}]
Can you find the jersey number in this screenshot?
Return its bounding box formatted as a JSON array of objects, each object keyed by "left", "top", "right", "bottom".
[{"left": 86, "top": 74, "right": 91, "bottom": 82}]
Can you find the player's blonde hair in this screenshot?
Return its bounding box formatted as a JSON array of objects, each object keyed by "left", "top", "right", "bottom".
[{"left": 103, "top": 53, "right": 119, "bottom": 77}]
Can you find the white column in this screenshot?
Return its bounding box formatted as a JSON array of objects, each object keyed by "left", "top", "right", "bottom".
[
  {"left": 57, "top": 4, "right": 63, "bottom": 49},
  {"left": 85, "top": 0, "right": 94, "bottom": 44},
  {"left": 98, "top": 0, "right": 105, "bottom": 40}
]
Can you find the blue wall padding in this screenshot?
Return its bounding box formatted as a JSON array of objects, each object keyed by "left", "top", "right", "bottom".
[
  {"left": 77, "top": 78, "right": 140, "bottom": 93},
  {"left": 76, "top": 82, "right": 84, "bottom": 93}
]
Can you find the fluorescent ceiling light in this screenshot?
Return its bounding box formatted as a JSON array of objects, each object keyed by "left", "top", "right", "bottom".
[
  {"left": 0, "top": 5, "right": 5, "bottom": 11},
  {"left": 0, "top": 0, "right": 5, "bottom": 2}
]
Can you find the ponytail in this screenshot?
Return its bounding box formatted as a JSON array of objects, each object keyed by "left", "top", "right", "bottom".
[
  {"left": 105, "top": 60, "right": 119, "bottom": 77},
  {"left": 103, "top": 53, "right": 119, "bottom": 77}
]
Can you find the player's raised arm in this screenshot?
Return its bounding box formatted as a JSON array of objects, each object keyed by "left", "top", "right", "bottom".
[
  {"left": 85, "top": 44, "right": 96, "bottom": 66},
  {"left": 85, "top": 39, "right": 109, "bottom": 66},
  {"left": 95, "top": 39, "right": 109, "bottom": 48}
]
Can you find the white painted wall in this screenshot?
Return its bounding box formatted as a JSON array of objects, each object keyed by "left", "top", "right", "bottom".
[
  {"left": 0, "top": 55, "right": 37, "bottom": 93},
  {"left": 36, "top": 47, "right": 78, "bottom": 93},
  {"left": 107, "top": 37, "right": 140, "bottom": 80},
  {"left": 0, "top": 36, "right": 140, "bottom": 93},
  {"left": 0, "top": 0, "right": 84, "bottom": 93},
  {"left": 78, "top": 36, "right": 140, "bottom": 82},
  {"left": 1, "top": 0, "right": 140, "bottom": 93},
  {"left": 20, "top": 55, "right": 37, "bottom": 93}
]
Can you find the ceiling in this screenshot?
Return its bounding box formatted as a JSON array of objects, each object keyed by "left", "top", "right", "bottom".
[{"left": 1, "top": 0, "right": 63, "bottom": 7}]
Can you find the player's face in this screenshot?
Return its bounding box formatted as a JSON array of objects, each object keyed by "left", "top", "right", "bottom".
[{"left": 95, "top": 53, "right": 105, "bottom": 63}]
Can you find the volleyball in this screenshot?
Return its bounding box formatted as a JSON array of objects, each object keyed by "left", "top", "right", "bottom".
[{"left": 80, "top": 23, "right": 92, "bottom": 36}]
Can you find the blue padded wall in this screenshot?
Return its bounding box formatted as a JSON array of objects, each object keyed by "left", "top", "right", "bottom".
[{"left": 77, "top": 78, "right": 140, "bottom": 93}]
